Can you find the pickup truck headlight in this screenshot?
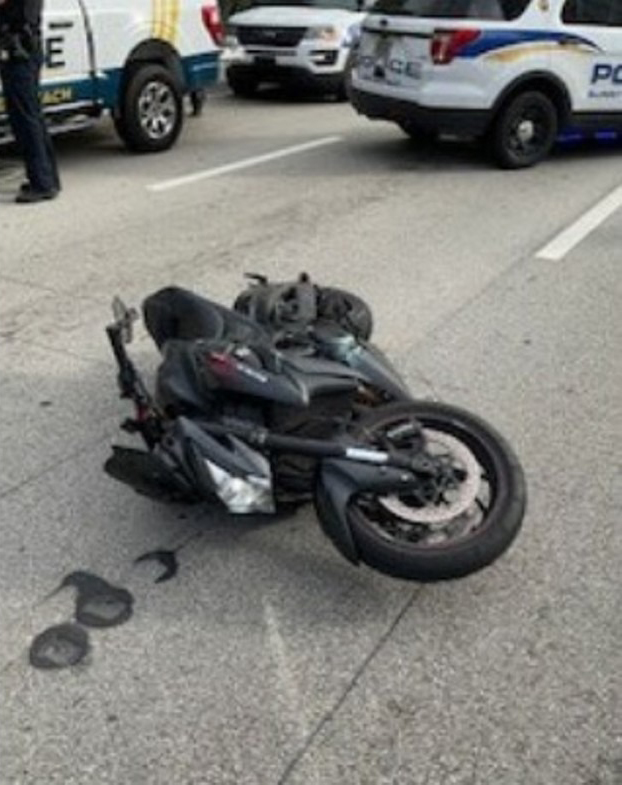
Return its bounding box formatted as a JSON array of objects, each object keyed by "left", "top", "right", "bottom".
[{"left": 304, "top": 26, "right": 340, "bottom": 43}]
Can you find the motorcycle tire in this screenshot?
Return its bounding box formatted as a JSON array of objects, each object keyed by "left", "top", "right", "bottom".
[{"left": 316, "top": 401, "right": 526, "bottom": 582}]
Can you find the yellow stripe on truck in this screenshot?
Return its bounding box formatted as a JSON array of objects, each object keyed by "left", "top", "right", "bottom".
[
  {"left": 486, "top": 43, "right": 593, "bottom": 63},
  {"left": 152, "top": 0, "right": 164, "bottom": 38},
  {"left": 155, "top": 0, "right": 181, "bottom": 45},
  {"left": 168, "top": 0, "right": 181, "bottom": 46}
]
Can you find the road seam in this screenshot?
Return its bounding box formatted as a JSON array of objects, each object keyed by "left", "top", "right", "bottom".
[
  {"left": 277, "top": 587, "right": 422, "bottom": 785},
  {"left": 0, "top": 432, "right": 114, "bottom": 502},
  {"left": 147, "top": 136, "right": 343, "bottom": 193}
]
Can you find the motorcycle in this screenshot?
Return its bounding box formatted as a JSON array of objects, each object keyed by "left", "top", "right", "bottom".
[{"left": 103, "top": 277, "right": 526, "bottom": 582}]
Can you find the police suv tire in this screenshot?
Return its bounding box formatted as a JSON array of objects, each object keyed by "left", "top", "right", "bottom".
[
  {"left": 492, "top": 91, "right": 558, "bottom": 169},
  {"left": 117, "top": 64, "right": 184, "bottom": 153},
  {"left": 227, "top": 70, "right": 259, "bottom": 98}
]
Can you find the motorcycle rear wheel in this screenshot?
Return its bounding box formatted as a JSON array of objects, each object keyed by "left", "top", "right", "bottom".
[{"left": 327, "top": 401, "right": 526, "bottom": 581}]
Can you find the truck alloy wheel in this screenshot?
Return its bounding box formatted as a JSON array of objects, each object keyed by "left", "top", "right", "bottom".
[{"left": 117, "top": 64, "right": 184, "bottom": 153}]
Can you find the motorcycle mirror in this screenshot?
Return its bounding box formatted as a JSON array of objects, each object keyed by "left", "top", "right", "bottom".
[{"left": 111, "top": 297, "right": 138, "bottom": 344}]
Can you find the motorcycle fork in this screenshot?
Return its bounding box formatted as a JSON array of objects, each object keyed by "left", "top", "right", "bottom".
[{"left": 106, "top": 322, "right": 163, "bottom": 448}]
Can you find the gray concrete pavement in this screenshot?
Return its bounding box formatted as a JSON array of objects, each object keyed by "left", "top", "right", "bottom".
[{"left": 0, "top": 91, "right": 620, "bottom": 785}]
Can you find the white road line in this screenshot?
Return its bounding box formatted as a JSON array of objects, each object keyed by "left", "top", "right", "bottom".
[
  {"left": 148, "top": 136, "right": 343, "bottom": 193},
  {"left": 536, "top": 184, "right": 622, "bottom": 261}
]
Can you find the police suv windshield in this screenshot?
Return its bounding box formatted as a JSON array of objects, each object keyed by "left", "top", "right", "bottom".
[
  {"left": 235, "top": 0, "right": 363, "bottom": 10},
  {"left": 368, "top": 0, "right": 531, "bottom": 19}
]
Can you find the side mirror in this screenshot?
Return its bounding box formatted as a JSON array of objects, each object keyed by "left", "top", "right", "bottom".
[{"left": 111, "top": 297, "right": 138, "bottom": 344}]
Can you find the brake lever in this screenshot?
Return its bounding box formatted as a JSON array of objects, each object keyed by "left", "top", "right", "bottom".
[{"left": 244, "top": 272, "right": 268, "bottom": 285}]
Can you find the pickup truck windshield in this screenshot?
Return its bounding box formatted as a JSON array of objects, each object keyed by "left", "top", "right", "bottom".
[{"left": 368, "top": 0, "right": 530, "bottom": 19}]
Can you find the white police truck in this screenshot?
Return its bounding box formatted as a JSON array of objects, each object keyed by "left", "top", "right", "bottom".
[
  {"left": 0, "top": 0, "right": 223, "bottom": 152},
  {"left": 225, "top": 0, "right": 366, "bottom": 99},
  {"left": 350, "top": 0, "right": 622, "bottom": 168}
]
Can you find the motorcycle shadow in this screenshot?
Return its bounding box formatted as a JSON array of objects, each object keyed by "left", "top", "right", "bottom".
[{"left": 132, "top": 498, "right": 403, "bottom": 626}]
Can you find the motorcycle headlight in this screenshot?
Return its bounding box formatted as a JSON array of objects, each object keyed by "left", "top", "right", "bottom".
[
  {"left": 204, "top": 459, "right": 275, "bottom": 515},
  {"left": 304, "top": 26, "right": 340, "bottom": 43}
]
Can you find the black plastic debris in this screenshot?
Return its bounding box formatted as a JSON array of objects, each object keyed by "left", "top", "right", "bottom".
[
  {"left": 29, "top": 623, "right": 89, "bottom": 670},
  {"left": 134, "top": 550, "right": 178, "bottom": 583},
  {"left": 61, "top": 572, "right": 134, "bottom": 628}
]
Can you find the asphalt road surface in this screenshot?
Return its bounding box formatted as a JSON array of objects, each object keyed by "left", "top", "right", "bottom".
[{"left": 0, "top": 88, "right": 620, "bottom": 785}]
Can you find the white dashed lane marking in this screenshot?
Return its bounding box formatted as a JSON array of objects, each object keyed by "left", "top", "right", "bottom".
[
  {"left": 536, "top": 183, "right": 622, "bottom": 261},
  {"left": 148, "top": 136, "right": 343, "bottom": 193}
]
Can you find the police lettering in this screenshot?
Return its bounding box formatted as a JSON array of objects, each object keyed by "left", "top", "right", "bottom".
[
  {"left": 591, "top": 63, "right": 622, "bottom": 84},
  {"left": 44, "top": 36, "right": 65, "bottom": 69},
  {"left": 359, "top": 55, "right": 421, "bottom": 78}
]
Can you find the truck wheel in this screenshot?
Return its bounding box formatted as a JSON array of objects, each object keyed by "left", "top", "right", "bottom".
[
  {"left": 117, "top": 64, "right": 183, "bottom": 153},
  {"left": 227, "top": 70, "right": 259, "bottom": 98},
  {"left": 492, "top": 91, "right": 558, "bottom": 169}
]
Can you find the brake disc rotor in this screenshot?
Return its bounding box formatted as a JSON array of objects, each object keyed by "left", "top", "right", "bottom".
[{"left": 379, "top": 429, "right": 481, "bottom": 526}]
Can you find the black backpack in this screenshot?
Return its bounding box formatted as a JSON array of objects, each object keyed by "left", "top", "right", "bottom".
[{"left": 233, "top": 272, "right": 373, "bottom": 341}]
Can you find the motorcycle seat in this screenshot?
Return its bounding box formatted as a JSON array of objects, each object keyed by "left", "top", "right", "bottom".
[
  {"left": 294, "top": 373, "right": 359, "bottom": 400},
  {"left": 143, "top": 286, "right": 270, "bottom": 350}
]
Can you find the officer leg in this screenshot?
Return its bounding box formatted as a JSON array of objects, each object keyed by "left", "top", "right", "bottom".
[
  {"left": 32, "top": 58, "right": 60, "bottom": 191},
  {"left": 1, "top": 58, "right": 59, "bottom": 195},
  {"left": 189, "top": 88, "right": 205, "bottom": 117}
]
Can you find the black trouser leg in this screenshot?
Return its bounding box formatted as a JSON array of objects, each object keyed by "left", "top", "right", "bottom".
[{"left": 0, "top": 57, "right": 60, "bottom": 193}]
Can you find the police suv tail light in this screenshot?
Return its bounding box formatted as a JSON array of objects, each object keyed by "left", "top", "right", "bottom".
[
  {"left": 202, "top": 4, "right": 225, "bottom": 47},
  {"left": 430, "top": 29, "right": 479, "bottom": 65}
]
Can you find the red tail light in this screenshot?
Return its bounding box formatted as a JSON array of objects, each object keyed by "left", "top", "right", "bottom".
[
  {"left": 430, "top": 28, "right": 480, "bottom": 65},
  {"left": 202, "top": 4, "right": 225, "bottom": 47},
  {"left": 206, "top": 351, "right": 236, "bottom": 376}
]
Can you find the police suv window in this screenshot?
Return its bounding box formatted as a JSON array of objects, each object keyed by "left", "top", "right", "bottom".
[
  {"left": 369, "top": 0, "right": 530, "bottom": 19},
  {"left": 562, "top": 0, "right": 622, "bottom": 25}
]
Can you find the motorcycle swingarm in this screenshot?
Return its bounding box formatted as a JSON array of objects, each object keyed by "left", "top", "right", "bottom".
[{"left": 317, "top": 457, "right": 421, "bottom": 565}]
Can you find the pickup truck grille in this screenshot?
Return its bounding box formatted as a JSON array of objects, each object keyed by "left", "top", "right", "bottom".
[{"left": 237, "top": 26, "right": 307, "bottom": 47}]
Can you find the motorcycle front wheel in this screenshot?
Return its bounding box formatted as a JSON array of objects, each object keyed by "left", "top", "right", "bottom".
[{"left": 322, "top": 401, "right": 526, "bottom": 581}]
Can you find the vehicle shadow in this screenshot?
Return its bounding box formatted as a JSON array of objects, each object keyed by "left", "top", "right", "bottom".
[{"left": 224, "top": 83, "right": 344, "bottom": 104}]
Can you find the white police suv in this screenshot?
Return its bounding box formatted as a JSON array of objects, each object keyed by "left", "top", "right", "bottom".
[
  {"left": 0, "top": 0, "right": 223, "bottom": 152},
  {"left": 350, "top": 0, "right": 622, "bottom": 168},
  {"left": 225, "top": 0, "right": 366, "bottom": 98}
]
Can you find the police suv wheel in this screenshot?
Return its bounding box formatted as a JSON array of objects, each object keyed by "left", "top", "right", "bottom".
[
  {"left": 117, "top": 64, "right": 184, "bottom": 153},
  {"left": 492, "top": 91, "right": 558, "bottom": 170}
]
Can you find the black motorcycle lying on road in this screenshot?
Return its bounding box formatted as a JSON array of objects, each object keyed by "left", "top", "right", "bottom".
[{"left": 104, "top": 275, "right": 526, "bottom": 582}]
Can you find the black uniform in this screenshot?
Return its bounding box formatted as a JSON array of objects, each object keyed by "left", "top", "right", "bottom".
[{"left": 0, "top": 0, "right": 60, "bottom": 200}]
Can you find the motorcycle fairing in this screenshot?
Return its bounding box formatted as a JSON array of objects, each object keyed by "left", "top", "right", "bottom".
[{"left": 316, "top": 457, "right": 421, "bottom": 565}]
